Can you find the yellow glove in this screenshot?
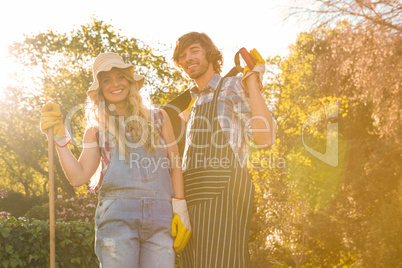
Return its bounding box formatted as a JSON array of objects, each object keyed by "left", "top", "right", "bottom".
[
  {"left": 241, "top": 48, "right": 265, "bottom": 92},
  {"left": 40, "top": 102, "right": 71, "bottom": 147},
  {"left": 171, "top": 198, "right": 191, "bottom": 253}
]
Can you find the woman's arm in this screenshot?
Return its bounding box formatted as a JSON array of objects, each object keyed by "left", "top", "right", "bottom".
[
  {"left": 55, "top": 127, "right": 101, "bottom": 187},
  {"left": 160, "top": 109, "right": 185, "bottom": 199}
]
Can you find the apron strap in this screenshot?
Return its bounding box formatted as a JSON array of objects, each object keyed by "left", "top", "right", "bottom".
[{"left": 223, "top": 49, "right": 244, "bottom": 78}]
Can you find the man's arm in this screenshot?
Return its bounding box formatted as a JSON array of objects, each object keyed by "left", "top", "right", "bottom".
[{"left": 244, "top": 74, "right": 276, "bottom": 147}]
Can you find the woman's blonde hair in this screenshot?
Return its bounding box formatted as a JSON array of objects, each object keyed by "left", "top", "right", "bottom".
[{"left": 86, "top": 67, "right": 160, "bottom": 189}]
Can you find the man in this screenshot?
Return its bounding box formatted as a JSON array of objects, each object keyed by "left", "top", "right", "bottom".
[{"left": 172, "top": 32, "right": 276, "bottom": 268}]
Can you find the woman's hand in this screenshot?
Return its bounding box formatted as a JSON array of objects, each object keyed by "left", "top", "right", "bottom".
[{"left": 40, "top": 102, "right": 71, "bottom": 147}]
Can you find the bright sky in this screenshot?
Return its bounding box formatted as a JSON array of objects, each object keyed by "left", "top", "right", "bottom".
[{"left": 0, "top": 0, "right": 308, "bottom": 93}]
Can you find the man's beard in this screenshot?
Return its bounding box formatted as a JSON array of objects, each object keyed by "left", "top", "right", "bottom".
[{"left": 188, "top": 59, "right": 210, "bottom": 79}]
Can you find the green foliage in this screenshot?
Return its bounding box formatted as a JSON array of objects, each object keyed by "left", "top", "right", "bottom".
[
  {"left": 0, "top": 217, "right": 98, "bottom": 268},
  {"left": 25, "top": 194, "right": 97, "bottom": 222},
  {"left": 23, "top": 205, "right": 49, "bottom": 221},
  {"left": 0, "top": 212, "right": 11, "bottom": 220},
  {"left": 0, "top": 190, "right": 45, "bottom": 218}
]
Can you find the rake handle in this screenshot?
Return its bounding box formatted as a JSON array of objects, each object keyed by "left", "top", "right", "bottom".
[{"left": 47, "top": 128, "right": 55, "bottom": 268}]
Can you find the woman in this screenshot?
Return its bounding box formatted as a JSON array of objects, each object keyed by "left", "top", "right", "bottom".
[{"left": 40, "top": 52, "right": 191, "bottom": 267}]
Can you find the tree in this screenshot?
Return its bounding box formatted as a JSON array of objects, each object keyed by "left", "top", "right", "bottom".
[
  {"left": 305, "top": 22, "right": 401, "bottom": 267},
  {"left": 249, "top": 17, "right": 401, "bottom": 267},
  {"left": 247, "top": 1, "right": 401, "bottom": 266},
  {"left": 295, "top": 3, "right": 402, "bottom": 264},
  {"left": 287, "top": 0, "right": 402, "bottom": 33}
]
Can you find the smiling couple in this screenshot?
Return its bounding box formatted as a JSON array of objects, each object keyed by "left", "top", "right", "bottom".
[{"left": 40, "top": 32, "right": 276, "bottom": 268}]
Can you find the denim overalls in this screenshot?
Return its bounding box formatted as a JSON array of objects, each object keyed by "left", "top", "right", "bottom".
[{"left": 94, "top": 130, "right": 175, "bottom": 268}]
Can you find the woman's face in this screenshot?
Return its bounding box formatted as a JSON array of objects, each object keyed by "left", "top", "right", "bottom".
[{"left": 99, "top": 68, "right": 130, "bottom": 105}]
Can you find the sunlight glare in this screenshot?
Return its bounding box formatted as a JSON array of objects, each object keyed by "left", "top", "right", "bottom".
[{"left": 0, "top": 55, "right": 11, "bottom": 97}]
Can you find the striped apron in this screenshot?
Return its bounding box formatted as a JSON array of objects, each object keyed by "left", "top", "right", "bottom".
[{"left": 181, "top": 79, "right": 255, "bottom": 268}]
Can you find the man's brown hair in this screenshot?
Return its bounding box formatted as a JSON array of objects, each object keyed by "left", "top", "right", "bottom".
[{"left": 173, "top": 32, "right": 223, "bottom": 74}]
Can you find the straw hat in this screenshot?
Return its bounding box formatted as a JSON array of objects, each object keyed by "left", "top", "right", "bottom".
[{"left": 87, "top": 52, "right": 145, "bottom": 95}]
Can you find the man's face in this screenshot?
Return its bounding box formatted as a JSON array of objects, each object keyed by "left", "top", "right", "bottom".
[{"left": 178, "top": 43, "right": 210, "bottom": 79}]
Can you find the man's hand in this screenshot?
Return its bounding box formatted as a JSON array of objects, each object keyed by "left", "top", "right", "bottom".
[
  {"left": 171, "top": 198, "right": 191, "bottom": 253},
  {"left": 241, "top": 48, "right": 265, "bottom": 93},
  {"left": 40, "top": 102, "right": 70, "bottom": 147}
]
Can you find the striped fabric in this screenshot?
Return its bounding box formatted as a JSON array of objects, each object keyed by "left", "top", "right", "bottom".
[{"left": 181, "top": 79, "right": 254, "bottom": 268}]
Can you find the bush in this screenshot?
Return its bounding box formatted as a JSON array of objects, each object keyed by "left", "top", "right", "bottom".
[
  {"left": 0, "top": 190, "right": 44, "bottom": 218},
  {"left": 24, "top": 205, "right": 49, "bottom": 221},
  {"left": 0, "top": 211, "right": 11, "bottom": 220},
  {"left": 0, "top": 188, "right": 7, "bottom": 199},
  {"left": 0, "top": 217, "right": 98, "bottom": 268},
  {"left": 25, "top": 194, "right": 97, "bottom": 222}
]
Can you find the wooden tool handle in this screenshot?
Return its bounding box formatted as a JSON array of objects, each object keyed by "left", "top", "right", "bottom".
[
  {"left": 47, "top": 128, "right": 55, "bottom": 268},
  {"left": 239, "top": 47, "right": 256, "bottom": 69}
]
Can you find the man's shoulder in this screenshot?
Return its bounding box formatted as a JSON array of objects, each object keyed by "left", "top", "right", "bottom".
[
  {"left": 222, "top": 75, "right": 241, "bottom": 84},
  {"left": 220, "top": 75, "right": 243, "bottom": 94}
]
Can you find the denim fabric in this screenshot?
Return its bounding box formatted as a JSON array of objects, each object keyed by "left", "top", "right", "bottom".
[{"left": 94, "top": 139, "right": 175, "bottom": 268}]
